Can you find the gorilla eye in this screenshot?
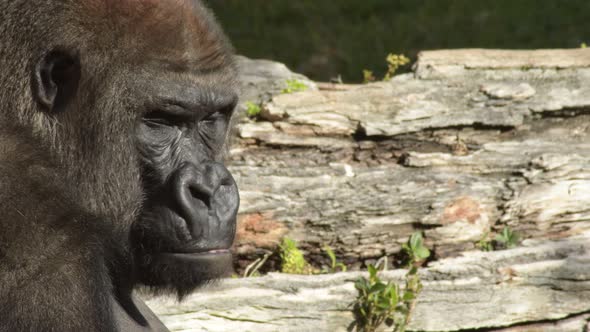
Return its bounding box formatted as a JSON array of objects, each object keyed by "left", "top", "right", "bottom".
[
  {"left": 199, "top": 112, "right": 228, "bottom": 143},
  {"left": 142, "top": 110, "right": 188, "bottom": 128}
]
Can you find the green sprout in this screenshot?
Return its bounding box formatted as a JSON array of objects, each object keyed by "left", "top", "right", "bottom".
[
  {"left": 321, "top": 246, "right": 347, "bottom": 273},
  {"left": 363, "top": 69, "right": 376, "bottom": 83},
  {"left": 245, "top": 101, "right": 262, "bottom": 118},
  {"left": 495, "top": 227, "right": 519, "bottom": 249},
  {"left": 281, "top": 79, "right": 309, "bottom": 94},
  {"left": 279, "top": 237, "right": 313, "bottom": 274},
  {"left": 383, "top": 53, "right": 410, "bottom": 81},
  {"left": 476, "top": 232, "right": 494, "bottom": 252}
]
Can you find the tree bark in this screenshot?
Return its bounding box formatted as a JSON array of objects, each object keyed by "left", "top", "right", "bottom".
[
  {"left": 231, "top": 48, "right": 590, "bottom": 270},
  {"left": 146, "top": 232, "right": 590, "bottom": 332}
]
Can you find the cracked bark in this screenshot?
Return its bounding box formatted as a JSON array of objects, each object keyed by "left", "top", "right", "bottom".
[{"left": 146, "top": 234, "right": 590, "bottom": 332}]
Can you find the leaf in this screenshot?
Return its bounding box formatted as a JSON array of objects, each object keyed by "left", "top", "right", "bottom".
[
  {"left": 368, "top": 265, "right": 377, "bottom": 279},
  {"left": 377, "top": 301, "right": 391, "bottom": 310},
  {"left": 402, "top": 243, "right": 410, "bottom": 253},
  {"left": 369, "top": 282, "right": 387, "bottom": 294},
  {"left": 388, "top": 285, "right": 399, "bottom": 305},
  {"left": 410, "top": 232, "right": 423, "bottom": 250},
  {"left": 323, "top": 246, "right": 336, "bottom": 264},
  {"left": 403, "top": 291, "right": 415, "bottom": 301},
  {"left": 355, "top": 278, "right": 369, "bottom": 291},
  {"left": 415, "top": 246, "right": 430, "bottom": 260}
]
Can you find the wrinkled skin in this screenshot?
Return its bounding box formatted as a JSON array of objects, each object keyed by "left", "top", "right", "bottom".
[{"left": 0, "top": 1, "right": 239, "bottom": 331}]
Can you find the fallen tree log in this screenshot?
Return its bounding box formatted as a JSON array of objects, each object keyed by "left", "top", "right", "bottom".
[
  {"left": 230, "top": 48, "right": 590, "bottom": 270},
  {"left": 146, "top": 231, "right": 590, "bottom": 332},
  {"left": 145, "top": 49, "right": 590, "bottom": 331}
]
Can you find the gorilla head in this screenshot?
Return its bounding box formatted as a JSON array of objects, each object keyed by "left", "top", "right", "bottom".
[{"left": 1, "top": 0, "right": 239, "bottom": 300}]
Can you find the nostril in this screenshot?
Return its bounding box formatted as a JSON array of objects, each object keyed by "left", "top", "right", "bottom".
[{"left": 188, "top": 182, "right": 215, "bottom": 207}]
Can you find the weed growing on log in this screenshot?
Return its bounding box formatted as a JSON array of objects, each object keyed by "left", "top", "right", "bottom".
[
  {"left": 476, "top": 232, "right": 494, "bottom": 251},
  {"left": 363, "top": 69, "right": 376, "bottom": 83},
  {"left": 245, "top": 101, "right": 262, "bottom": 118},
  {"left": 477, "top": 227, "right": 520, "bottom": 251},
  {"left": 281, "top": 79, "right": 308, "bottom": 94},
  {"left": 495, "top": 227, "right": 519, "bottom": 249},
  {"left": 279, "top": 237, "right": 314, "bottom": 274},
  {"left": 362, "top": 53, "right": 410, "bottom": 83},
  {"left": 383, "top": 54, "right": 410, "bottom": 81},
  {"left": 351, "top": 232, "right": 430, "bottom": 332},
  {"left": 321, "top": 246, "right": 347, "bottom": 273}
]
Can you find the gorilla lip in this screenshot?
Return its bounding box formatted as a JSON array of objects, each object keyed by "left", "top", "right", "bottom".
[
  {"left": 167, "top": 249, "right": 230, "bottom": 257},
  {"left": 197, "top": 249, "right": 230, "bottom": 255}
]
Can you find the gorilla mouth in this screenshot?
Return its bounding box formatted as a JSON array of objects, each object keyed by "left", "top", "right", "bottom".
[
  {"left": 152, "top": 250, "right": 233, "bottom": 279},
  {"left": 163, "top": 248, "right": 231, "bottom": 257}
]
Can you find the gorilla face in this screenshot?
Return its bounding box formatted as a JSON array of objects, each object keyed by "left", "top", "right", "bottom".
[
  {"left": 122, "top": 4, "right": 240, "bottom": 295},
  {"left": 29, "top": 0, "right": 241, "bottom": 297},
  {"left": 132, "top": 76, "right": 239, "bottom": 295}
]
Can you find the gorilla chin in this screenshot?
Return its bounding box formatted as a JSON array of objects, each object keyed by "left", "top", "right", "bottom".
[
  {"left": 134, "top": 205, "right": 237, "bottom": 299},
  {"left": 138, "top": 251, "right": 234, "bottom": 299}
]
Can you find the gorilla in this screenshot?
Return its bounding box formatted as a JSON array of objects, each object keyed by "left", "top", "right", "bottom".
[{"left": 0, "top": 1, "right": 239, "bottom": 331}]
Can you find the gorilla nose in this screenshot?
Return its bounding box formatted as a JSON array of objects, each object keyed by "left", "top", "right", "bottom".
[{"left": 171, "top": 162, "right": 239, "bottom": 242}]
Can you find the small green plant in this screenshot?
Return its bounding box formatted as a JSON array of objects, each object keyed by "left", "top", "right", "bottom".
[
  {"left": 383, "top": 53, "right": 410, "bottom": 81},
  {"left": 363, "top": 69, "right": 376, "bottom": 83},
  {"left": 351, "top": 232, "right": 430, "bottom": 332},
  {"left": 245, "top": 101, "right": 262, "bottom": 118},
  {"left": 495, "top": 227, "right": 519, "bottom": 249},
  {"left": 476, "top": 232, "right": 494, "bottom": 252},
  {"left": 401, "top": 232, "right": 430, "bottom": 262},
  {"left": 279, "top": 237, "right": 313, "bottom": 274},
  {"left": 352, "top": 264, "right": 400, "bottom": 332},
  {"left": 281, "top": 79, "right": 308, "bottom": 94},
  {"left": 321, "top": 246, "right": 347, "bottom": 273},
  {"left": 243, "top": 253, "right": 271, "bottom": 278},
  {"left": 363, "top": 53, "right": 410, "bottom": 83}
]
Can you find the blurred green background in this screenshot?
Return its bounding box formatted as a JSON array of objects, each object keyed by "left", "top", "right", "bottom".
[{"left": 205, "top": 0, "right": 589, "bottom": 82}]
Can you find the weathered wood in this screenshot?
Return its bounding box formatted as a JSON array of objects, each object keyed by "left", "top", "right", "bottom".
[
  {"left": 414, "top": 48, "right": 590, "bottom": 75},
  {"left": 146, "top": 232, "right": 590, "bottom": 332},
  {"left": 229, "top": 49, "right": 590, "bottom": 271}
]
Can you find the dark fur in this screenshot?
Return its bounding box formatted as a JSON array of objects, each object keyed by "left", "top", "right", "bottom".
[{"left": 0, "top": 1, "right": 239, "bottom": 331}]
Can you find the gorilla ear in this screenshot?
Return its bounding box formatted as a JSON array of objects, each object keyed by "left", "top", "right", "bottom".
[{"left": 33, "top": 50, "right": 81, "bottom": 113}]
